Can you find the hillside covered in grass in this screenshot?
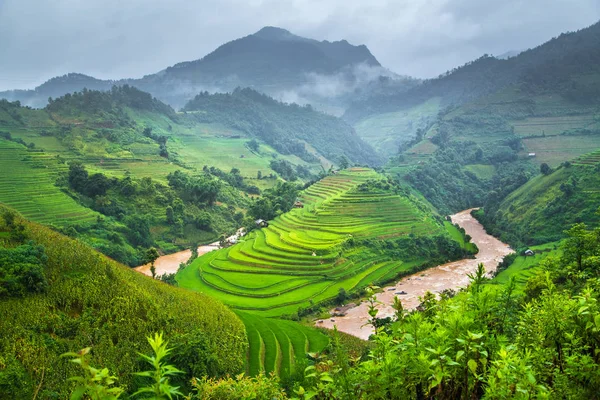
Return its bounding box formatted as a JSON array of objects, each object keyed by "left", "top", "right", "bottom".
[
  {"left": 177, "top": 168, "right": 474, "bottom": 317},
  {"left": 347, "top": 20, "right": 600, "bottom": 180},
  {"left": 476, "top": 159, "right": 600, "bottom": 246},
  {"left": 0, "top": 86, "right": 358, "bottom": 266},
  {"left": 0, "top": 206, "right": 246, "bottom": 398},
  {"left": 182, "top": 88, "right": 382, "bottom": 166}
]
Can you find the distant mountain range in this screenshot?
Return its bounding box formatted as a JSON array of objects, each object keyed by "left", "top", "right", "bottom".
[
  {"left": 344, "top": 20, "right": 600, "bottom": 123},
  {"left": 0, "top": 27, "right": 413, "bottom": 111}
]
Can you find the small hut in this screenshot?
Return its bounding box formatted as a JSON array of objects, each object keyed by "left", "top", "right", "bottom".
[
  {"left": 524, "top": 249, "right": 535, "bottom": 256},
  {"left": 293, "top": 201, "right": 304, "bottom": 208},
  {"left": 255, "top": 219, "right": 269, "bottom": 228}
]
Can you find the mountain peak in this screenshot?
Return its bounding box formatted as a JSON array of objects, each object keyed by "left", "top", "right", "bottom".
[{"left": 253, "top": 26, "right": 302, "bottom": 41}]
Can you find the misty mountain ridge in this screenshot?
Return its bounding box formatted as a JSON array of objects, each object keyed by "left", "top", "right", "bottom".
[
  {"left": 495, "top": 50, "right": 523, "bottom": 60},
  {"left": 344, "top": 20, "right": 600, "bottom": 122},
  {"left": 0, "top": 26, "right": 405, "bottom": 111}
]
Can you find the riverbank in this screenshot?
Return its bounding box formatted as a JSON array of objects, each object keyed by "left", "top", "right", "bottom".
[
  {"left": 134, "top": 228, "right": 244, "bottom": 276},
  {"left": 318, "top": 209, "right": 513, "bottom": 340}
]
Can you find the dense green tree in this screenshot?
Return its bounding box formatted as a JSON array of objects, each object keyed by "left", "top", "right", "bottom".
[
  {"left": 540, "top": 162, "right": 552, "bottom": 175},
  {"left": 166, "top": 206, "right": 175, "bottom": 225},
  {"left": 145, "top": 247, "right": 160, "bottom": 279},
  {"left": 0, "top": 243, "right": 48, "bottom": 297},
  {"left": 68, "top": 162, "right": 89, "bottom": 192}
]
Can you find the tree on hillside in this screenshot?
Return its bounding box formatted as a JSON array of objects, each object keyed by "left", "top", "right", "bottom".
[
  {"left": 166, "top": 206, "right": 175, "bottom": 225},
  {"left": 540, "top": 163, "right": 552, "bottom": 175},
  {"left": 145, "top": 247, "right": 160, "bottom": 279},
  {"left": 68, "top": 162, "right": 89, "bottom": 192}
]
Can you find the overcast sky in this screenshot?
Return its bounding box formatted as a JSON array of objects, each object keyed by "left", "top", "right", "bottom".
[{"left": 1, "top": 0, "right": 599, "bottom": 91}]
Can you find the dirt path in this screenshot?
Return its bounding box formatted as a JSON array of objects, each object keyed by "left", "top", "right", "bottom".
[
  {"left": 134, "top": 228, "right": 244, "bottom": 277},
  {"left": 318, "top": 209, "right": 513, "bottom": 340}
]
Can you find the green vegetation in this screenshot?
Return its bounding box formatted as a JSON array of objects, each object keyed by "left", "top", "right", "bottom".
[
  {"left": 444, "top": 221, "right": 478, "bottom": 253},
  {"left": 178, "top": 168, "right": 471, "bottom": 317},
  {"left": 491, "top": 242, "right": 561, "bottom": 289},
  {"left": 50, "top": 218, "right": 600, "bottom": 399},
  {"left": 477, "top": 163, "right": 600, "bottom": 246},
  {"left": 402, "top": 141, "right": 535, "bottom": 214},
  {"left": 0, "top": 86, "right": 347, "bottom": 265},
  {"left": 0, "top": 231, "right": 48, "bottom": 297},
  {"left": 0, "top": 137, "right": 100, "bottom": 226},
  {"left": 0, "top": 206, "right": 246, "bottom": 398},
  {"left": 235, "top": 311, "right": 329, "bottom": 379},
  {"left": 182, "top": 88, "right": 381, "bottom": 165},
  {"left": 353, "top": 97, "right": 441, "bottom": 156}
]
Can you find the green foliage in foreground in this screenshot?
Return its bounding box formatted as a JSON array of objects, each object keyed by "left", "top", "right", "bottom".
[{"left": 0, "top": 207, "right": 247, "bottom": 398}]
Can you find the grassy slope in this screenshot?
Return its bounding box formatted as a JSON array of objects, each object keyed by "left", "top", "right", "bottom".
[
  {"left": 2, "top": 105, "right": 319, "bottom": 185},
  {"left": 353, "top": 97, "right": 441, "bottom": 157},
  {"left": 444, "top": 221, "right": 478, "bottom": 253},
  {"left": 0, "top": 207, "right": 247, "bottom": 398},
  {"left": 0, "top": 96, "right": 324, "bottom": 263},
  {"left": 492, "top": 242, "right": 562, "bottom": 291},
  {"left": 177, "top": 168, "right": 446, "bottom": 317},
  {"left": 445, "top": 86, "right": 600, "bottom": 167},
  {"left": 493, "top": 163, "right": 600, "bottom": 243}
]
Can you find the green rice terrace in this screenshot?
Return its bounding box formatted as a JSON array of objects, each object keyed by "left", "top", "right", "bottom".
[
  {"left": 235, "top": 311, "right": 329, "bottom": 378},
  {"left": 0, "top": 138, "right": 99, "bottom": 226},
  {"left": 177, "top": 168, "right": 443, "bottom": 317},
  {"left": 573, "top": 148, "right": 600, "bottom": 166}
]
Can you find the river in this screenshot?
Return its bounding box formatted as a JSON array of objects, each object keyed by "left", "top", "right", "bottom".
[
  {"left": 318, "top": 209, "right": 513, "bottom": 340},
  {"left": 134, "top": 228, "right": 244, "bottom": 276}
]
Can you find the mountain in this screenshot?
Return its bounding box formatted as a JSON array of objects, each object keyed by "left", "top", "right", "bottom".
[
  {"left": 346, "top": 20, "right": 600, "bottom": 157},
  {"left": 477, "top": 158, "right": 600, "bottom": 246},
  {"left": 0, "top": 73, "right": 114, "bottom": 108},
  {"left": 182, "top": 88, "right": 382, "bottom": 166},
  {"left": 162, "top": 26, "right": 380, "bottom": 85},
  {"left": 346, "top": 20, "right": 600, "bottom": 123},
  {"left": 0, "top": 84, "right": 381, "bottom": 266},
  {"left": 0, "top": 27, "right": 406, "bottom": 112},
  {"left": 495, "top": 50, "right": 523, "bottom": 59}
]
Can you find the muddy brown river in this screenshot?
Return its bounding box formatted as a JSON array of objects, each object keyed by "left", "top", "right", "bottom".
[
  {"left": 134, "top": 229, "right": 244, "bottom": 276},
  {"left": 318, "top": 209, "right": 513, "bottom": 340}
]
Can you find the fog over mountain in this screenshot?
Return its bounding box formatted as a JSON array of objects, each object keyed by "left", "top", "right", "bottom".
[{"left": 1, "top": 0, "right": 599, "bottom": 91}]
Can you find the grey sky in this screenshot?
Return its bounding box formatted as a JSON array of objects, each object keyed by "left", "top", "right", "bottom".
[{"left": 0, "top": 0, "right": 599, "bottom": 91}]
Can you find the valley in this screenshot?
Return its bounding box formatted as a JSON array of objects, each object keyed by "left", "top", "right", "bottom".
[
  {"left": 175, "top": 168, "right": 464, "bottom": 317},
  {"left": 1, "top": 14, "right": 600, "bottom": 400}
]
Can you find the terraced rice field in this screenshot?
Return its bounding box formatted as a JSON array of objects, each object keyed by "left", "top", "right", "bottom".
[
  {"left": 522, "top": 135, "right": 600, "bottom": 166},
  {"left": 510, "top": 116, "right": 598, "bottom": 137},
  {"left": 235, "top": 311, "right": 329, "bottom": 379},
  {"left": 0, "top": 139, "right": 98, "bottom": 226},
  {"left": 573, "top": 149, "right": 600, "bottom": 166},
  {"left": 177, "top": 168, "right": 439, "bottom": 317}
]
